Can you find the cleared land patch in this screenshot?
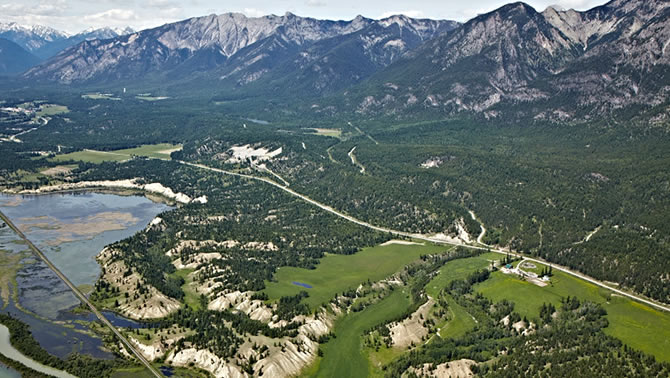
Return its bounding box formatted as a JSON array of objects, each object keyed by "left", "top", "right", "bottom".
[
  {"left": 36, "top": 104, "right": 69, "bottom": 117},
  {"left": 135, "top": 96, "right": 170, "bottom": 101},
  {"left": 53, "top": 143, "right": 183, "bottom": 163},
  {"left": 82, "top": 93, "right": 121, "bottom": 100},
  {"left": 264, "top": 243, "right": 448, "bottom": 309},
  {"left": 304, "top": 128, "right": 342, "bottom": 139}
]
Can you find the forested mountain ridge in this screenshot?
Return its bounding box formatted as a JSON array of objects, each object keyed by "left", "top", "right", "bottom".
[{"left": 0, "top": 38, "right": 41, "bottom": 75}]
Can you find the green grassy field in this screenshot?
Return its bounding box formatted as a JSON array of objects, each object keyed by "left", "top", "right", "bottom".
[
  {"left": 52, "top": 143, "right": 182, "bottom": 163},
  {"left": 307, "top": 288, "right": 411, "bottom": 378},
  {"left": 476, "top": 270, "right": 670, "bottom": 362},
  {"left": 423, "top": 252, "right": 499, "bottom": 340},
  {"left": 172, "top": 268, "right": 202, "bottom": 310},
  {"left": 425, "top": 252, "right": 500, "bottom": 298},
  {"left": 36, "top": 104, "right": 69, "bottom": 117},
  {"left": 437, "top": 295, "right": 476, "bottom": 339},
  {"left": 264, "top": 243, "right": 449, "bottom": 309},
  {"left": 82, "top": 93, "right": 120, "bottom": 100},
  {"left": 305, "top": 128, "right": 342, "bottom": 138}
]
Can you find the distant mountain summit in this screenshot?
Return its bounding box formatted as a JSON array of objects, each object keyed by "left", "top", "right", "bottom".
[
  {"left": 0, "top": 22, "right": 68, "bottom": 55},
  {"left": 0, "top": 22, "right": 135, "bottom": 59},
  {"left": 33, "top": 26, "right": 136, "bottom": 59}
]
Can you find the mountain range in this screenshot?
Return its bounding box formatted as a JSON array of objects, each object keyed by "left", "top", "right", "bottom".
[
  {"left": 14, "top": 0, "right": 670, "bottom": 121},
  {"left": 0, "top": 22, "right": 134, "bottom": 61},
  {"left": 0, "top": 37, "right": 41, "bottom": 75}
]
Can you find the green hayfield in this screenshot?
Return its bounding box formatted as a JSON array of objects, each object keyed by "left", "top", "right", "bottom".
[
  {"left": 53, "top": 144, "right": 182, "bottom": 163},
  {"left": 264, "top": 243, "right": 448, "bottom": 309},
  {"left": 308, "top": 288, "right": 411, "bottom": 378},
  {"left": 424, "top": 252, "right": 499, "bottom": 339},
  {"left": 82, "top": 93, "right": 121, "bottom": 100},
  {"left": 305, "top": 128, "right": 342, "bottom": 138},
  {"left": 477, "top": 271, "right": 608, "bottom": 319},
  {"left": 476, "top": 270, "right": 670, "bottom": 362},
  {"left": 36, "top": 104, "right": 69, "bottom": 117}
]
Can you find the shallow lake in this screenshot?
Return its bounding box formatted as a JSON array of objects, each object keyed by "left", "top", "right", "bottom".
[{"left": 0, "top": 192, "right": 172, "bottom": 358}]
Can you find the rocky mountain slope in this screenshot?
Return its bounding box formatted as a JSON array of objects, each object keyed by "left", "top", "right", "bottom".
[
  {"left": 0, "top": 38, "right": 41, "bottom": 75},
  {"left": 24, "top": 13, "right": 457, "bottom": 88},
  {"left": 235, "top": 15, "right": 459, "bottom": 95},
  {"left": 34, "top": 27, "right": 135, "bottom": 59},
  {"left": 350, "top": 0, "right": 670, "bottom": 120},
  {"left": 18, "top": 0, "right": 670, "bottom": 120}
]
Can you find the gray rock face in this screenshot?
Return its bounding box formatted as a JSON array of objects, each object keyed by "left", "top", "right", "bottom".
[
  {"left": 23, "top": 13, "right": 458, "bottom": 85},
  {"left": 354, "top": 0, "right": 670, "bottom": 118}
]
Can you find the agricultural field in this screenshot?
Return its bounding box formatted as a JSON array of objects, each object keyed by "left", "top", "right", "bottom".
[
  {"left": 53, "top": 144, "right": 182, "bottom": 163},
  {"left": 35, "top": 104, "right": 69, "bottom": 117},
  {"left": 424, "top": 252, "right": 500, "bottom": 298},
  {"left": 264, "top": 243, "right": 448, "bottom": 309},
  {"left": 304, "top": 128, "right": 342, "bottom": 139},
  {"left": 82, "top": 93, "right": 121, "bottom": 100},
  {"left": 475, "top": 269, "right": 670, "bottom": 362}
]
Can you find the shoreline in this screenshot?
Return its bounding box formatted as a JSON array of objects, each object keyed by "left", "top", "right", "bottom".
[{"left": 1, "top": 187, "right": 181, "bottom": 207}]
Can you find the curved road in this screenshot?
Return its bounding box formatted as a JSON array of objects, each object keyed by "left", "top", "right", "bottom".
[
  {"left": 179, "top": 160, "right": 670, "bottom": 313},
  {"left": 0, "top": 211, "right": 163, "bottom": 378}
]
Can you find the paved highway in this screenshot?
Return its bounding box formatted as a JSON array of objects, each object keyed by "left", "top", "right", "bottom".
[{"left": 179, "top": 160, "right": 670, "bottom": 313}]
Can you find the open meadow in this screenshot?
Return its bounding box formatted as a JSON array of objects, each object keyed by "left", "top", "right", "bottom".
[
  {"left": 52, "top": 144, "right": 182, "bottom": 163},
  {"left": 264, "top": 243, "right": 449, "bottom": 309},
  {"left": 305, "top": 289, "right": 411, "bottom": 378},
  {"left": 476, "top": 268, "right": 670, "bottom": 362}
]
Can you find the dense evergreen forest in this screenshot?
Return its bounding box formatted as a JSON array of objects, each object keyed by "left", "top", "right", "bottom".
[
  {"left": 1, "top": 91, "right": 668, "bottom": 304},
  {"left": 0, "top": 88, "right": 669, "bottom": 376}
]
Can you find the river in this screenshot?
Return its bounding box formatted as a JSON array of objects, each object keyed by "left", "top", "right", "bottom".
[
  {"left": 0, "top": 324, "right": 76, "bottom": 378},
  {"left": 0, "top": 192, "right": 172, "bottom": 361}
]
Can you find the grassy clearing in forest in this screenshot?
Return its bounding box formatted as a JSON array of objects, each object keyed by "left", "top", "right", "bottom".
[
  {"left": 52, "top": 144, "right": 182, "bottom": 163},
  {"left": 265, "top": 243, "right": 448, "bottom": 309},
  {"left": 476, "top": 270, "right": 670, "bottom": 362},
  {"left": 307, "top": 288, "right": 411, "bottom": 378}
]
